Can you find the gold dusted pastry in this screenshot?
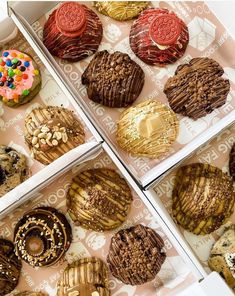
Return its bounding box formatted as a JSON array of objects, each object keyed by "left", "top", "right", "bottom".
[
  {"left": 15, "top": 293, "right": 47, "bottom": 296},
  {"left": 172, "top": 163, "right": 235, "bottom": 235},
  {"left": 24, "top": 106, "right": 85, "bottom": 165},
  {"left": 57, "top": 257, "right": 110, "bottom": 296},
  {"left": 93, "top": 1, "right": 149, "bottom": 21},
  {"left": 67, "top": 168, "right": 133, "bottom": 231},
  {"left": 116, "top": 100, "right": 179, "bottom": 158},
  {"left": 208, "top": 225, "right": 235, "bottom": 290}
]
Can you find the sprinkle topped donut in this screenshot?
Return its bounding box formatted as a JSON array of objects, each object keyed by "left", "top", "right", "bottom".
[{"left": 0, "top": 50, "right": 41, "bottom": 108}]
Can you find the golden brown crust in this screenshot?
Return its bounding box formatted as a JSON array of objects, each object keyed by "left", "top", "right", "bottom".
[{"left": 14, "top": 292, "right": 47, "bottom": 296}]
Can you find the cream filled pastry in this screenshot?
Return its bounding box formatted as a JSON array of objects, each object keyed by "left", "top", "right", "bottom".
[
  {"left": 14, "top": 207, "right": 72, "bottom": 267},
  {"left": 0, "top": 50, "right": 41, "bottom": 107},
  {"left": 116, "top": 100, "right": 179, "bottom": 158}
]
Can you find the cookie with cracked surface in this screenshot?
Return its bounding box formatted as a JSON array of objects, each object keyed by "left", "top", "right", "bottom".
[
  {"left": 107, "top": 224, "right": 166, "bottom": 285},
  {"left": 172, "top": 163, "right": 235, "bottom": 235},
  {"left": 67, "top": 168, "right": 133, "bottom": 231},
  {"left": 57, "top": 257, "right": 110, "bottom": 296},
  {"left": 24, "top": 106, "right": 85, "bottom": 165},
  {"left": 93, "top": 1, "right": 149, "bottom": 21},
  {"left": 164, "top": 58, "right": 230, "bottom": 119},
  {"left": 14, "top": 207, "right": 72, "bottom": 267},
  {"left": 116, "top": 100, "right": 179, "bottom": 158},
  {"left": 229, "top": 143, "right": 235, "bottom": 182},
  {"left": 0, "top": 145, "right": 29, "bottom": 197},
  {"left": 81, "top": 50, "right": 145, "bottom": 108},
  {"left": 0, "top": 238, "right": 22, "bottom": 295}
]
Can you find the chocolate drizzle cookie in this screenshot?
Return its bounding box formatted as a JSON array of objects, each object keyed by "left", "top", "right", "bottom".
[
  {"left": 14, "top": 207, "right": 72, "bottom": 267},
  {"left": 107, "top": 224, "right": 166, "bottom": 285},
  {"left": 116, "top": 100, "right": 179, "bottom": 158},
  {"left": 130, "top": 8, "right": 189, "bottom": 66},
  {"left": 81, "top": 50, "right": 145, "bottom": 108},
  {"left": 43, "top": 2, "right": 103, "bottom": 62},
  {"left": 94, "top": 1, "right": 149, "bottom": 21},
  {"left": 67, "top": 168, "right": 133, "bottom": 232},
  {"left": 0, "top": 145, "right": 29, "bottom": 197},
  {"left": 172, "top": 163, "right": 235, "bottom": 235},
  {"left": 57, "top": 257, "right": 110, "bottom": 296},
  {"left": 208, "top": 225, "right": 235, "bottom": 290},
  {"left": 0, "top": 238, "right": 22, "bottom": 295},
  {"left": 229, "top": 143, "right": 235, "bottom": 182},
  {"left": 24, "top": 106, "right": 85, "bottom": 165},
  {"left": 164, "top": 58, "right": 230, "bottom": 119}
]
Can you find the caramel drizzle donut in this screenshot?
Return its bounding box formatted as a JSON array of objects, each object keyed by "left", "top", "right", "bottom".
[
  {"left": 172, "top": 163, "right": 235, "bottom": 235},
  {"left": 14, "top": 207, "right": 72, "bottom": 267},
  {"left": 67, "top": 168, "right": 133, "bottom": 232}
]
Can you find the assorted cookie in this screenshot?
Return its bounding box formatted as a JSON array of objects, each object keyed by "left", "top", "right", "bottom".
[
  {"left": 164, "top": 58, "right": 230, "bottom": 119},
  {"left": 57, "top": 257, "right": 110, "bottom": 296},
  {"left": 0, "top": 145, "right": 29, "bottom": 197},
  {"left": 107, "top": 224, "right": 166, "bottom": 285},
  {"left": 116, "top": 100, "right": 179, "bottom": 158},
  {"left": 229, "top": 143, "right": 235, "bottom": 182},
  {"left": 0, "top": 238, "right": 22, "bottom": 295},
  {"left": 130, "top": 8, "right": 189, "bottom": 66},
  {"left": 43, "top": 2, "right": 103, "bottom": 62},
  {"left": 93, "top": 1, "right": 149, "bottom": 21},
  {"left": 81, "top": 50, "right": 145, "bottom": 108},
  {"left": 208, "top": 225, "right": 235, "bottom": 290},
  {"left": 24, "top": 106, "right": 85, "bottom": 165},
  {"left": 67, "top": 168, "right": 133, "bottom": 231},
  {"left": 172, "top": 163, "right": 235, "bottom": 235},
  {"left": 14, "top": 207, "right": 72, "bottom": 267},
  {"left": 0, "top": 50, "right": 41, "bottom": 107}
]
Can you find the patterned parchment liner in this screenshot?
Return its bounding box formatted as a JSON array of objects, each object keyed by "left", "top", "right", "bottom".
[
  {"left": 0, "top": 30, "right": 95, "bottom": 191},
  {"left": 33, "top": 1, "right": 235, "bottom": 182},
  {"left": 154, "top": 123, "right": 235, "bottom": 272},
  {"left": 1, "top": 151, "right": 196, "bottom": 296}
]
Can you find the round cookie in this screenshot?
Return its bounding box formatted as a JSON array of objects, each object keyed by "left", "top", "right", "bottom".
[
  {"left": 208, "top": 225, "right": 235, "bottom": 291},
  {"left": 172, "top": 163, "right": 235, "bottom": 235},
  {"left": 0, "top": 238, "right": 22, "bottom": 295},
  {"left": 0, "top": 50, "right": 41, "bottom": 108},
  {"left": 107, "top": 224, "right": 166, "bottom": 285},
  {"left": 229, "top": 143, "right": 235, "bottom": 182},
  {"left": 129, "top": 8, "right": 189, "bottom": 66},
  {"left": 43, "top": 2, "right": 103, "bottom": 62},
  {"left": 164, "top": 57, "right": 230, "bottom": 119},
  {"left": 81, "top": 50, "right": 145, "bottom": 108},
  {"left": 15, "top": 293, "right": 47, "bottom": 296},
  {"left": 116, "top": 100, "right": 179, "bottom": 158},
  {"left": 67, "top": 168, "right": 133, "bottom": 231},
  {"left": 24, "top": 106, "right": 85, "bottom": 165},
  {"left": 57, "top": 257, "right": 110, "bottom": 296},
  {"left": 93, "top": 1, "right": 149, "bottom": 21},
  {"left": 0, "top": 145, "right": 29, "bottom": 197},
  {"left": 14, "top": 207, "right": 72, "bottom": 267}
]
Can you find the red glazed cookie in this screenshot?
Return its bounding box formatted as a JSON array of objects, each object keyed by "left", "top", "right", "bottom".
[
  {"left": 129, "top": 8, "right": 189, "bottom": 66},
  {"left": 43, "top": 2, "right": 103, "bottom": 62}
]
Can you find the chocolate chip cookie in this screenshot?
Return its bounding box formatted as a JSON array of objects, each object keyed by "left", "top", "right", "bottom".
[
  {"left": 107, "top": 224, "right": 166, "bottom": 285},
  {"left": 81, "top": 50, "right": 145, "bottom": 107},
  {"left": 164, "top": 58, "right": 230, "bottom": 119},
  {"left": 229, "top": 143, "right": 235, "bottom": 182}
]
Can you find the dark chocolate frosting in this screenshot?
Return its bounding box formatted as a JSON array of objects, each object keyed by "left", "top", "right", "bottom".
[
  {"left": 107, "top": 224, "right": 166, "bottom": 285},
  {"left": 14, "top": 207, "right": 72, "bottom": 267},
  {"left": 164, "top": 57, "right": 230, "bottom": 119},
  {"left": 81, "top": 50, "right": 145, "bottom": 108},
  {"left": 229, "top": 143, "right": 235, "bottom": 182}
]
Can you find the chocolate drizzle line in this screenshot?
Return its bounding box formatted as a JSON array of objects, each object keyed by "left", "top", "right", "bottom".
[
  {"left": 172, "top": 163, "right": 235, "bottom": 235},
  {"left": 67, "top": 168, "right": 133, "bottom": 232},
  {"left": 107, "top": 224, "right": 166, "bottom": 285},
  {"left": 229, "top": 143, "right": 235, "bottom": 182},
  {"left": 43, "top": 5, "right": 103, "bottom": 62},
  {"left": 14, "top": 207, "right": 72, "bottom": 267},
  {"left": 81, "top": 50, "right": 145, "bottom": 108},
  {"left": 164, "top": 57, "right": 230, "bottom": 119}
]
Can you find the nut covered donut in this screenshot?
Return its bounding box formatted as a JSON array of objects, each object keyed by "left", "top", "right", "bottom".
[
  {"left": 43, "top": 2, "right": 103, "bottom": 62},
  {"left": 229, "top": 143, "right": 235, "bottom": 182},
  {"left": 0, "top": 50, "right": 41, "bottom": 107},
  {"left": 129, "top": 8, "right": 189, "bottom": 66},
  {"left": 14, "top": 207, "right": 72, "bottom": 267}
]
